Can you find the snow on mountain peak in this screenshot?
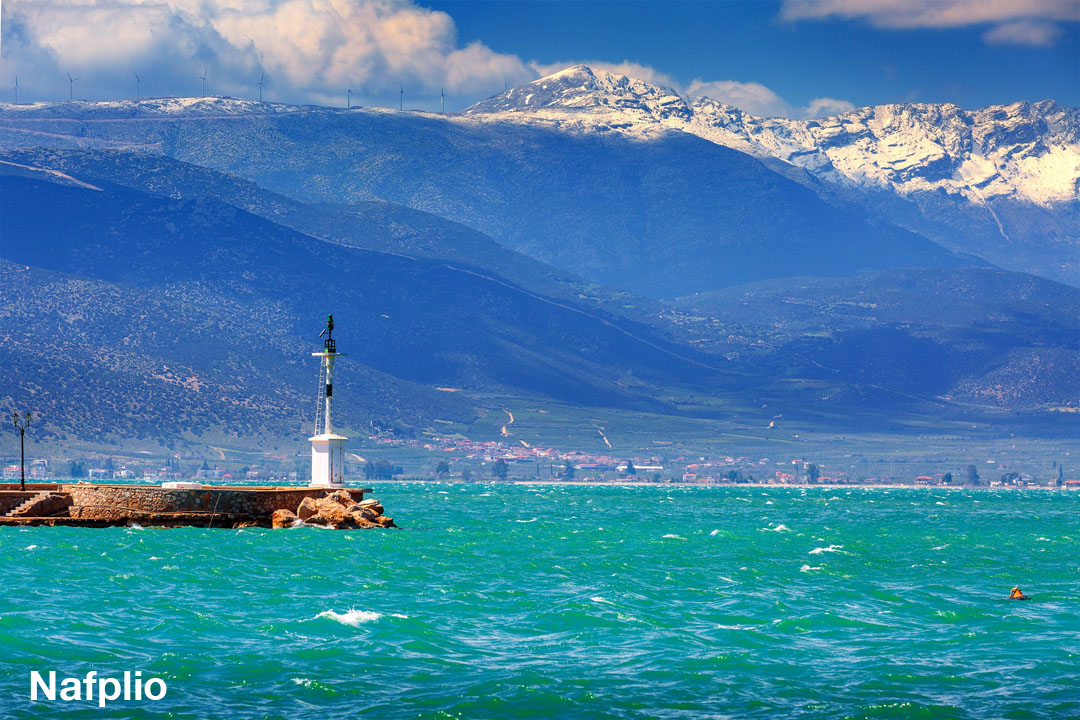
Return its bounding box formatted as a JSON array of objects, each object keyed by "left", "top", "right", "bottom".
[
  {"left": 465, "top": 68, "right": 1079, "bottom": 208},
  {"left": 466, "top": 64, "right": 691, "bottom": 122}
]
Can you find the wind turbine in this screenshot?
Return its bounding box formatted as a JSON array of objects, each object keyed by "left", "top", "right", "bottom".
[
  {"left": 256, "top": 72, "right": 264, "bottom": 102},
  {"left": 347, "top": 88, "right": 352, "bottom": 109},
  {"left": 399, "top": 83, "right": 403, "bottom": 110},
  {"left": 13, "top": 75, "right": 19, "bottom": 105},
  {"left": 199, "top": 67, "right": 207, "bottom": 96},
  {"left": 441, "top": 87, "right": 445, "bottom": 114},
  {"left": 133, "top": 72, "right": 143, "bottom": 101},
  {"left": 66, "top": 72, "right": 78, "bottom": 101}
]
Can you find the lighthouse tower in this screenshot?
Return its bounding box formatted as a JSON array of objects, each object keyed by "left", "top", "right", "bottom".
[{"left": 310, "top": 314, "right": 348, "bottom": 487}]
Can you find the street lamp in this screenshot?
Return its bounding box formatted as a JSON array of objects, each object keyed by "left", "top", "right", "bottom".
[{"left": 11, "top": 411, "right": 31, "bottom": 492}]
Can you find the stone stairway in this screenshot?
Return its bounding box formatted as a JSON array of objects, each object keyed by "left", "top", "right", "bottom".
[
  {"left": 4, "top": 491, "right": 70, "bottom": 518},
  {"left": 5, "top": 491, "right": 50, "bottom": 518}
]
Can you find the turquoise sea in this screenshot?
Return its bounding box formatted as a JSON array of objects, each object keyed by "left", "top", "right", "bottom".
[{"left": 1, "top": 484, "right": 1078, "bottom": 719}]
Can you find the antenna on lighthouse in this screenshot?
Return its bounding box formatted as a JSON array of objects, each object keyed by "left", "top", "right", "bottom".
[
  {"left": 310, "top": 313, "right": 348, "bottom": 487},
  {"left": 199, "top": 67, "right": 207, "bottom": 96},
  {"left": 256, "top": 72, "right": 265, "bottom": 102}
]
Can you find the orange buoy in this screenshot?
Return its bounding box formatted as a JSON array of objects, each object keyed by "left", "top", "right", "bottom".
[{"left": 1009, "top": 586, "right": 1028, "bottom": 600}]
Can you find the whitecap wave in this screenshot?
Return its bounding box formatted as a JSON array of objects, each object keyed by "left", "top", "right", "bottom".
[
  {"left": 316, "top": 609, "right": 383, "bottom": 626},
  {"left": 590, "top": 596, "right": 613, "bottom": 605},
  {"left": 24, "top": 544, "right": 38, "bottom": 550},
  {"left": 800, "top": 564, "right": 823, "bottom": 572},
  {"left": 809, "top": 544, "right": 847, "bottom": 555},
  {"left": 515, "top": 518, "right": 538, "bottom": 523},
  {"left": 709, "top": 529, "right": 720, "bottom": 536},
  {"left": 764, "top": 524, "right": 792, "bottom": 533},
  {"left": 662, "top": 534, "right": 684, "bottom": 539}
]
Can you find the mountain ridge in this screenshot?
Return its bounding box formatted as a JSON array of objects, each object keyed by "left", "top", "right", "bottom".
[{"left": 465, "top": 65, "right": 1079, "bottom": 285}]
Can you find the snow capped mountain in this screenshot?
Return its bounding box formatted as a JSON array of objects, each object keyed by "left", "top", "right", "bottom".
[
  {"left": 465, "top": 65, "right": 1079, "bottom": 284},
  {"left": 466, "top": 65, "right": 1080, "bottom": 210}
]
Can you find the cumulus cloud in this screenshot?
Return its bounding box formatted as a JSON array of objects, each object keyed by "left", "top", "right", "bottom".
[
  {"left": 0, "top": 0, "right": 536, "bottom": 108},
  {"left": 687, "top": 79, "right": 853, "bottom": 119},
  {"left": 780, "top": 0, "right": 1078, "bottom": 46}
]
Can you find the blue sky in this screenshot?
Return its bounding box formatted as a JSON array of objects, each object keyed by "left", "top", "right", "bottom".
[
  {"left": 2, "top": 0, "right": 1077, "bottom": 115},
  {"left": 430, "top": 0, "right": 1079, "bottom": 111}
]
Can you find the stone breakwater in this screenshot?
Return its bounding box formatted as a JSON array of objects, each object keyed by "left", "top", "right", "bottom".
[
  {"left": 0, "top": 483, "right": 394, "bottom": 529},
  {"left": 272, "top": 489, "right": 397, "bottom": 530}
]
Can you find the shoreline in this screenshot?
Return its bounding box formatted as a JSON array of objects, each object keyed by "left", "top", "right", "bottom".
[{"left": 375, "top": 479, "right": 1068, "bottom": 490}]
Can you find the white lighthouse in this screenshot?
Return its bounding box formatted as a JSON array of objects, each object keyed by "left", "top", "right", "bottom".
[{"left": 310, "top": 314, "right": 348, "bottom": 487}]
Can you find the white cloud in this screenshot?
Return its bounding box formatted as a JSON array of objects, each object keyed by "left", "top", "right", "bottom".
[
  {"left": 780, "top": 0, "right": 1078, "bottom": 28},
  {"left": 780, "top": 0, "right": 1078, "bottom": 46},
  {"left": 687, "top": 79, "right": 853, "bottom": 119},
  {"left": 982, "top": 20, "right": 1064, "bottom": 46},
  {"left": 802, "top": 97, "right": 856, "bottom": 118},
  {"left": 0, "top": 0, "right": 536, "bottom": 108}
]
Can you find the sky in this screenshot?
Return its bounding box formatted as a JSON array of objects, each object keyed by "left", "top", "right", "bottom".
[{"left": 1, "top": 0, "right": 1077, "bottom": 116}]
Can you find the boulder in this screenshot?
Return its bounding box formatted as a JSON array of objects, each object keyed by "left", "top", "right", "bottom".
[
  {"left": 272, "top": 509, "right": 298, "bottom": 529},
  {"left": 346, "top": 504, "right": 378, "bottom": 521},
  {"left": 350, "top": 512, "right": 378, "bottom": 529},
  {"left": 315, "top": 499, "right": 348, "bottom": 527},
  {"left": 304, "top": 514, "right": 329, "bottom": 526},
  {"left": 326, "top": 490, "right": 355, "bottom": 507},
  {"left": 373, "top": 515, "right": 398, "bottom": 528},
  {"left": 297, "top": 497, "right": 319, "bottom": 521},
  {"left": 359, "top": 499, "right": 384, "bottom": 515}
]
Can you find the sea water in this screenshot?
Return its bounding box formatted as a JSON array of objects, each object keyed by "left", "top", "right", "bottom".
[{"left": 1, "top": 484, "right": 1077, "bottom": 719}]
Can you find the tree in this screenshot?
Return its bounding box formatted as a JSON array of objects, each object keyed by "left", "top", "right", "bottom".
[
  {"left": 625, "top": 459, "right": 636, "bottom": 475},
  {"left": 434, "top": 460, "right": 450, "bottom": 477},
  {"left": 562, "top": 459, "right": 575, "bottom": 480},
  {"left": 493, "top": 459, "right": 508, "bottom": 480},
  {"left": 943, "top": 472, "right": 953, "bottom": 485},
  {"left": 807, "top": 463, "right": 820, "bottom": 484},
  {"left": 1058, "top": 465, "right": 1064, "bottom": 486},
  {"left": 201, "top": 459, "right": 211, "bottom": 471},
  {"left": 68, "top": 460, "right": 85, "bottom": 477},
  {"left": 461, "top": 468, "right": 472, "bottom": 482},
  {"left": 725, "top": 469, "right": 739, "bottom": 483},
  {"left": 966, "top": 464, "right": 980, "bottom": 485}
]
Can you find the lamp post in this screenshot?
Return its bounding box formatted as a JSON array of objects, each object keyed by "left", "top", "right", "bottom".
[{"left": 12, "top": 411, "right": 31, "bottom": 492}]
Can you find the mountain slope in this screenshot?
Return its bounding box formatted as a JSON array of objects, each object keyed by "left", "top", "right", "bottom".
[
  {"left": 465, "top": 66, "right": 1080, "bottom": 285},
  {"left": 0, "top": 98, "right": 969, "bottom": 298},
  {"left": 0, "top": 173, "right": 721, "bottom": 442},
  {"left": 669, "top": 268, "right": 1080, "bottom": 409}
]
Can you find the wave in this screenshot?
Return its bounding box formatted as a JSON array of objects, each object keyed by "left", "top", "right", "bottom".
[
  {"left": 316, "top": 609, "right": 383, "bottom": 626},
  {"left": 809, "top": 544, "right": 848, "bottom": 555},
  {"left": 662, "top": 534, "right": 684, "bottom": 539},
  {"left": 515, "top": 518, "right": 538, "bottom": 523},
  {"left": 800, "top": 564, "right": 823, "bottom": 572},
  {"left": 764, "top": 524, "right": 792, "bottom": 533}
]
